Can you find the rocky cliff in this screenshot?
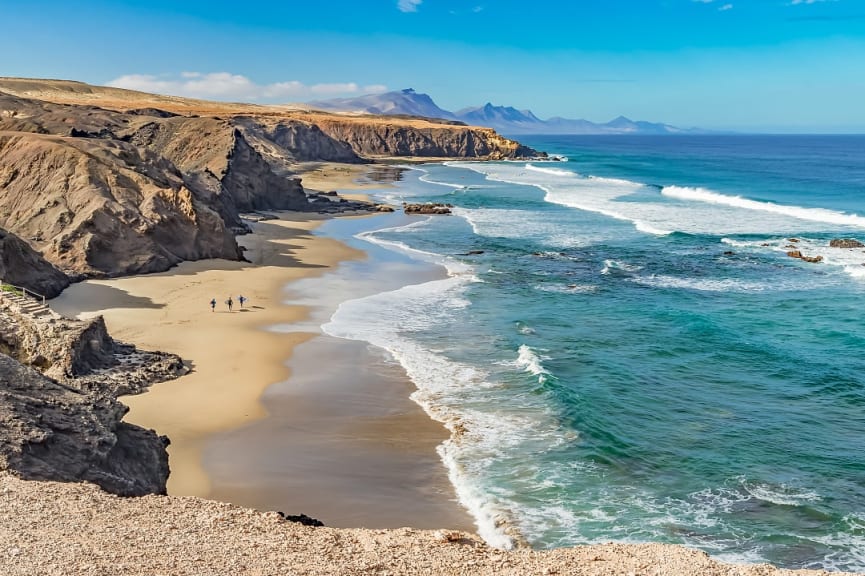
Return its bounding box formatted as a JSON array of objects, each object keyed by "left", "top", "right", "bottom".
[
  {"left": 312, "top": 116, "right": 541, "bottom": 159},
  {"left": 0, "top": 298, "right": 186, "bottom": 495},
  {"left": 0, "top": 353, "right": 170, "bottom": 496},
  {"left": 0, "top": 78, "right": 541, "bottom": 282},
  {"left": 0, "top": 227, "right": 70, "bottom": 298}
]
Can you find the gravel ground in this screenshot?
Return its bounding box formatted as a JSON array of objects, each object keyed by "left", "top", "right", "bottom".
[{"left": 0, "top": 473, "right": 856, "bottom": 576}]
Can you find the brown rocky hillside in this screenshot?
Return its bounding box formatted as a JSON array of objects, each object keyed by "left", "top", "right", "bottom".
[{"left": 0, "top": 78, "right": 540, "bottom": 280}]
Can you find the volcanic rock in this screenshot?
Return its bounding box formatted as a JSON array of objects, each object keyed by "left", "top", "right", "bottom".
[
  {"left": 404, "top": 202, "right": 453, "bottom": 215},
  {"left": 829, "top": 238, "right": 865, "bottom": 248},
  {"left": 0, "top": 227, "right": 69, "bottom": 297}
]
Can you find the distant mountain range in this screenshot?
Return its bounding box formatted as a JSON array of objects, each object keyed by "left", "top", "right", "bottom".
[{"left": 309, "top": 89, "right": 706, "bottom": 135}]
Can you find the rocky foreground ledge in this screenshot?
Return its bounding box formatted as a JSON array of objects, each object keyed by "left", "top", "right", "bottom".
[
  {"left": 0, "top": 473, "right": 848, "bottom": 576},
  {"left": 0, "top": 296, "right": 185, "bottom": 496}
]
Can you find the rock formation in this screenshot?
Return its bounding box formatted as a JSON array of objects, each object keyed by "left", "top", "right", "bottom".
[
  {"left": 0, "top": 79, "right": 541, "bottom": 280},
  {"left": 830, "top": 238, "right": 864, "bottom": 248},
  {"left": 0, "top": 227, "right": 70, "bottom": 298},
  {"left": 0, "top": 296, "right": 185, "bottom": 495},
  {"left": 787, "top": 250, "right": 823, "bottom": 263},
  {"left": 0, "top": 353, "right": 170, "bottom": 496},
  {"left": 404, "top": 202, "right": 453, "bottom": 215}
]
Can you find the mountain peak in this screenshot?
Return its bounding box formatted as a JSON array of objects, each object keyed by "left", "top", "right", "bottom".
[{"left": 310, "top": 89, "right": 702, "bottom": 135}]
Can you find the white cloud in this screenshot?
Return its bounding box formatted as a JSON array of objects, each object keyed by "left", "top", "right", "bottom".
[
  {"left": 397, "top": 0, "right": 422, "bottom": 12},
  {"left": 106, "top": 72, "right": 387, "bottom": 102},
  {"left": 790, "top": 0, "right": 836, "bottom": 4},
  {"left": 719, "top": 3, "right": 733, "bottom": 10}
]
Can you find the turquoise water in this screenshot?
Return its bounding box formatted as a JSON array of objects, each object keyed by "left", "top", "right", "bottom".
[{"left": 320, "top": 136, "right": 865, "bottom": 572}]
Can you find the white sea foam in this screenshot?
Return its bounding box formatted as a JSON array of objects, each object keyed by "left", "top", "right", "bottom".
[
  {"left": 447, "top": 162, "right": 864, "bottom": 237},
  {"left": 601, "top": 259, "right": 643, "bottom": 275},
  {"left": 663, "top": 186, "right": 865, "bottom": 229},
  {"left": 721, "top": 236, "right": 865, "bottom": 283},
  {"left": 524, "top": 163, "right": 574, "bottom": 177},
  {"left": 535, "top": 284, "right": 599, "bottom": 294},
  {"left": 419, "top": 173, "right": 474, "bottom": 189},
  {"left": 451, "top": 207, "right": 595, "bottom": 248},
  {"left": 516, "top": 344, "right": 550, "bottom": 382},
  {"left": 743, "top": 482, "right": 821, "bottom": 506},
  {"left": 631, "top": 274, "right": 770, "bottom": 293},
  {"left": 357, "top": 221, "right": 473, "bottom": 276},
  {"left": 515, "top": 321, "right": 535, "bottom": 335}
]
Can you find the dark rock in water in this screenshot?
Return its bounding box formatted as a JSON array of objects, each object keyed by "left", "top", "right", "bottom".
[
  {"left": 788, "top": 238, "right": 800, "bottom": 243},
  {"left": 277, "top": 512, "right": 324, "bottom": 527},
  {"left": 457, "top": 250, "right": 485, "bottom": 256},
  {"left": 404, "top": 202, "right": 453, "bottom": 215},
  {"left": 374, "top": 204, "right": 395, "bottom": 212},
  {"left": 830, "top": 238, "right": 865, "bottom": 248},
  {"left": 723, "top": 251, "right": 735, "bottom": 256},
  {"left": 787, "top": 250, "right": 823, "bottom": 263}
]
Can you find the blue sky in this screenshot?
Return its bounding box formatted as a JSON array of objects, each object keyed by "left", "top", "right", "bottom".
[{"left": 3, "top": 0, "right": 864, "bottom": 131}]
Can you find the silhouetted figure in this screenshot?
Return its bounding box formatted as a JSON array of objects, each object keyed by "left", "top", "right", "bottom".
[
  {"left": 227, "top": 296, "right": 233, "bottom": 312},
  {"left": 238, "top": 295, "right": 247, "bottom": 309},
  {"left": 210, "top": 298, "right": 216, "bottom": 312}
]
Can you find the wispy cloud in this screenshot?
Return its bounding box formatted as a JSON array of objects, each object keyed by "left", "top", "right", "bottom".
[
  {"left": 397, "top": 0, "right": 422, "bottom": 12},
  {"left": 692, "top": 1, "right": 733, "bottom": 11},
  {"left": 107, "top": 72, "right": 387, "bottom": 101},
  {"left": 790, "top": 0, "right": 837, "bottom": 4}
]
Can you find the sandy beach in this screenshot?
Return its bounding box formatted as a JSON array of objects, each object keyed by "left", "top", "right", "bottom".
[{"left": 50, "top": 213, "right": 362, "bottom": 496}]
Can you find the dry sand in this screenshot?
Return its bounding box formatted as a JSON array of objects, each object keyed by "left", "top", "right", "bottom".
[
  {"left": 48, "top": 163, "right": 473, "bottom": 532},
  {"left": 51, "top": 214, "right": 362, "bottom": 497}
]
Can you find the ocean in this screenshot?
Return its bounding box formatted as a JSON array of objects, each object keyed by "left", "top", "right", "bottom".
[{"left": 312, "top": 135, "right": 865, "bottom": 572}]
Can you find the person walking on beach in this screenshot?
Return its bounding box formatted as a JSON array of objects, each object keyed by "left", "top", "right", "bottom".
[
  {"left": 210, "top": 298, "right": 216, "bottom": 312},
  {"left": 227, "top": 296, "right": 233, "bottom": 312},
  {"left": 238, "top": 294, "right": 246, "bottom": 309}
]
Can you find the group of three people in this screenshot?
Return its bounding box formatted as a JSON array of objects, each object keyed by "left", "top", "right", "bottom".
[{"left": 210, "top": 294, "right": 246, "bottom": 312}]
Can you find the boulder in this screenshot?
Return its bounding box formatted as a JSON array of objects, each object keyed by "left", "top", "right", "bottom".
[
  {"left": 829, "top": 238, "right": 865, "bottom": 248},
  {"left": 404, "top": 202, "right": 453, "bottom": 215},
  {"left": 787, "top": 250, "right": 823, "bottom": 263}
]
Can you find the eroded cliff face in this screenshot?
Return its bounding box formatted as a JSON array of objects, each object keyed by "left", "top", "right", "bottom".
[
  {"left": 0, "top": 353, "right": 171, "bottom": 496},
  {"left": 0, "top": 227, "right": 70, "bottom": 297},
  {"left": 0, "top": 301, "right": 186, "bottom": 496},
  {"left": 311, "top": 117, "right": 541, "bottom": 159},
  {"left": 0, "top": 129, "right": 240, "bottom": 277},
  {"left": 0, "top": 80, "right": 542, "bottom": 282}
]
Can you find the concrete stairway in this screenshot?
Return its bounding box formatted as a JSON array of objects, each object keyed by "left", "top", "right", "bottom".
[{"left": 0, "top": 287, "right": 55, "bottom": 319}]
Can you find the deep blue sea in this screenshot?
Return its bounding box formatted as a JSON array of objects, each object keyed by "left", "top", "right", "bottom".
[{"left": 319, "top": 135, "right": 865, "bottom": 572}]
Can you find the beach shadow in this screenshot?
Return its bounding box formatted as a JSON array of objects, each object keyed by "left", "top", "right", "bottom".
[
  {"left": 52, "top": 283, "right": 163, "bottom": 315},
  {"left": 251, "top": 305, "right": 265, "bottom": 310},
  {"left": 238, "top": 220, "right": 330, "bottom": 269}
]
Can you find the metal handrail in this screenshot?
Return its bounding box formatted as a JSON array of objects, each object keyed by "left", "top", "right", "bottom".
[{"left": 0, "top": 280, "right": 47, "bottom": 306}]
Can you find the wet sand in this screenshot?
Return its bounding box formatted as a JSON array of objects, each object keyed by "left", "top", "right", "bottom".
[
  {"left": 48, "top": 163, "right": 473, "bottom": 531},
  {"left": 206, "top": 336, "right": 474, "bottom": 530}
]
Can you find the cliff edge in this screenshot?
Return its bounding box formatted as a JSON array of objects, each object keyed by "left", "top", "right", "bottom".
[{"left": 0, "top": 78, "right": 540, "bottom": 280}]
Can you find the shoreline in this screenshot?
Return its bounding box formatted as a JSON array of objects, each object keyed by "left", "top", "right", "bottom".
[
  {"left": 50, "top": 212, "right": 362, "bottom": 496},
  {"left": 49, "top": 162, "right": 474, "bottom": 530}
]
